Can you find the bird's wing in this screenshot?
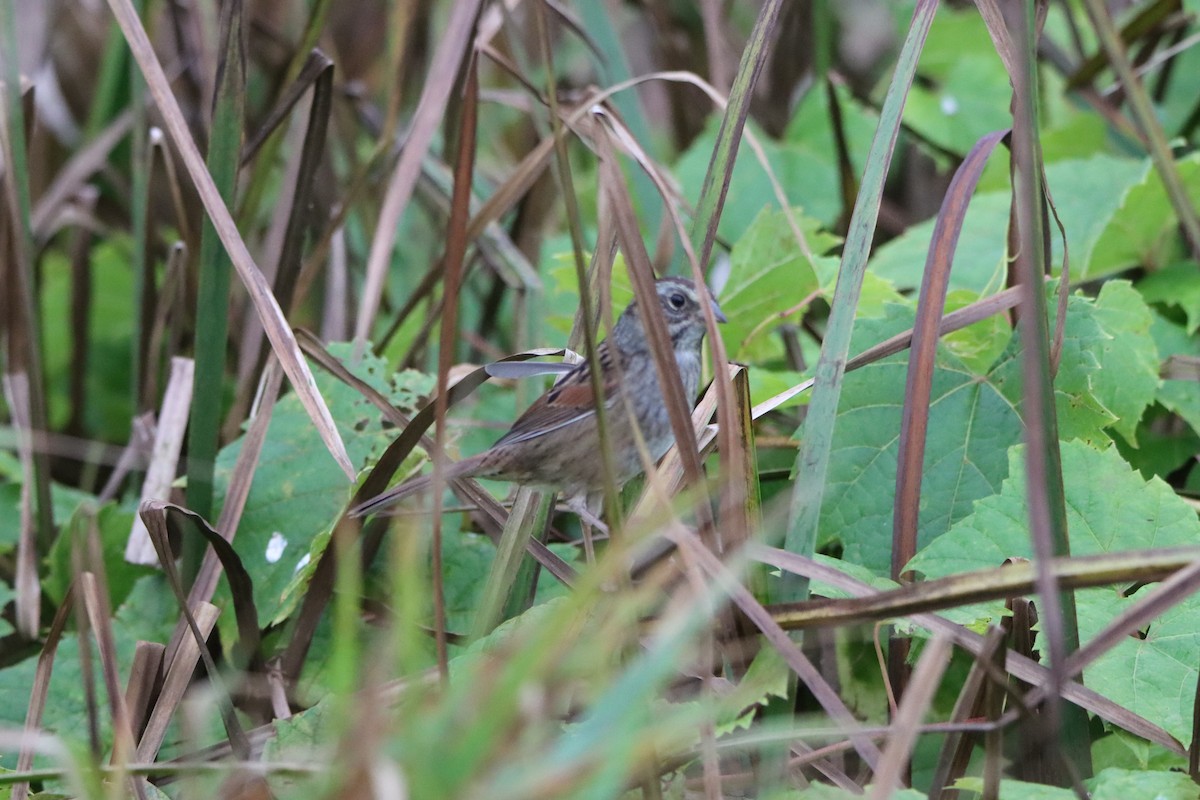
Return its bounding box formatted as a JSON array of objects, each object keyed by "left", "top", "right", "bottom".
[{"left": 491, "top": 341, "right": 624, "bottom": 447}]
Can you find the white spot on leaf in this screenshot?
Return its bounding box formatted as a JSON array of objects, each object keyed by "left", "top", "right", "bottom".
[{"left": 266, "top": 532, "right": 287, "bottom": 563}]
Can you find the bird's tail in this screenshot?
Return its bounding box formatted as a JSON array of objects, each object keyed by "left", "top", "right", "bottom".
[{"left": 349, "top": 457, "right": 482, "bottom": 518}]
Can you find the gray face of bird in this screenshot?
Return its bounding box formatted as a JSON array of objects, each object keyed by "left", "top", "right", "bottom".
[{"left": 611, "top": 279, "right": 724, "bottom": 355}]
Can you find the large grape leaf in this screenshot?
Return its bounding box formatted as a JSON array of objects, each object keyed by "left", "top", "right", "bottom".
[
  {"left": 819, "top": 306, "right": 1022, "bottom": 572},
  {"left": 908, "top": 441, "right": 1200, "bottom": 743},
  {"left": 1086, "top": 282, "right": 1161, "bottom": 442},
  {"left": 822, "top": 285, "right": 1159, "bottom": 574},
  {"left": 212, "top": 345, "right": 435, "bottom": 629}
]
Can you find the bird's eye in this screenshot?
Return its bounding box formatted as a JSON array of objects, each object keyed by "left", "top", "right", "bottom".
[{"left": 669, "top": 292, "right": 687, "bottom": 309}]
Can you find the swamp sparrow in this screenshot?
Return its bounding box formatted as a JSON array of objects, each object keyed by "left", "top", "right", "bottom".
[{"left": 351, "top": 277, "right": 726, "bottom": 520}]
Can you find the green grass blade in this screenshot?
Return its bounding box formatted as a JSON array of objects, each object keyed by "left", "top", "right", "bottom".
[
  {"left": 780, "top": 0, "right": 937, "bottom": 603},
  {"left": 184, "top": 0, "right": 246, "bottom": 573}
]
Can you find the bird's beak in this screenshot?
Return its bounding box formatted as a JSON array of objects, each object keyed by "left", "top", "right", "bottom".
[{"left": 710, "top": 295, "right": 728, "bottom": 324}]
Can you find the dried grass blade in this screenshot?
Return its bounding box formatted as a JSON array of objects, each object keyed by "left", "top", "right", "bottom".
[
  {"left": 927, "top": 627, "right": 1008, "bottom": 798},
  {"left": 99, "top": 412, "right": 155, "bottom": 503},
  {"left": 427, "top": 52, "right": 482, "bottom": 678},
  {"left": 353, "top": 0, "right": 484, "bottom": 350},
  {"left": 1003, "top": 0, "right": 1089, "bottom": 776},
  {"left": 871, "top": 634, "right": 952, "bottom": 798},
  {"left": 140, "top": 502, "right": 250, "bottom": 758},
  {"left": 683, "top": 0, "right": 783, "bottom": 560},
  {"left": 2, "top": 374, "right": 41, "bottom": 637},
  {"left": 240, "top": 49, "right": 332, "bottom": 166},
  {"left": 599, "top": 133, "right": 709, "bottom": 532},
  {"left": 145, "top": 501, "right": 262, "bottom": 671},
  {"left": 720, "top": 367, "right": 759, "bottom": 556},
  {"left": 471, "top": 488, "right": 553, "bottom": 640},
  {"left": 417, "top": 157, "right": 540, "bottom": 289},
  {"left": 0, "top": 45, "right": 54, "bottom": 551},
  {"left": 668, "top": 529, "right": 883, "bottom": 769},
  {"left": 265, "top": 53, "right": 334, "bottom": 313},
  {"left": 753, "top": 545, "right": 1183, "bottom": 753},
  {"left": 781, "top": 0, "right": 937, "bottom": 602},
  {"left": 123, "top": 642, "right": 166, "bottom": 744},
  {"left": 125, "top": 357, "right": 194, "bottom": 565},
  {"left": 78, "top": 572, "right": 146, "bottom": 800},
  {"left": 229, "top": 55, "right": 334, "bottom": 431},
  {"left": 103, "top": 0, "right": 354, "bottom": 481},
  {"left": 30, "top": 109, "right": 133, "bottom": 238},
  {"left": 893, "top": 129, "right": 1009, "bottom": 582},
  {"left": 759, "top": 544, "right": 1200, "bottom": 627},
  {"left": 133, "top": 602, "right": 221, "bottom": 763}
]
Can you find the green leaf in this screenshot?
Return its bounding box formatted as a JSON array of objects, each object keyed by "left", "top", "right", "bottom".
[
  {"left": 1091, "top": 728, "right": 1186, "bottom": 772},
  {"left": 1040, "top": 110, "right": 1111, "bottom": 164},
  {"left": 39, "top": 236, "right": 137, "bottom": 439},
  {"left": 1080, "top": 281, "right": 1160, "bottom": 443},
  {"left": 820, "top": 305, "right": 1022, "bottom": 572},
  {"left": 719, "top": 207, "right": 835, "bottom": 361},
  {"left": 213, "top": 344, "right": 435, "bottom": 628},
  {"left": 908, "top": 441, "right": 1200, "bottom": 742},
  {"left": 1086, "top": 152, "right": 1200, "bottom": 279},
  {"left": 675, "top": 118, "right": 841, "bottom": 241},
  {"left": 869, "top": 190, "right": 1010, "bottom": 294},
  {"left": 825, "top": 285, "right": 1162, "bottom": 573},
  {"left": 941, "top": 288, "right": 1012, "bottom": 374},
  {"left": 1150, "top": 313, "right": 1200, "bottom": 435},
  {"left": 952, "top": 777, "right": 1076, "bottom": 799},
  {"left": 0, "top": 575, "right": 177, "bottom": 767},
  {"left": 1137, "top": 260, "right": 1200, "bottom": 335},
  {"left": 0, "top": 451, "right": 107, "bottom": 540},
  {"left": 1043, "top": 155, "right": 1150, "bottom": 281},
  {"left": 990, "top": 284, "right": 1158, "bottom": 446},
  {"left": 748, "top": 368, "right": 807, "bottom": 410},
  {"left": 1114, "top": 409, "right": 1200, "bottom": 481},
  {"left": 903, "top": 9, "right": 1012, "bottom": 156},
  {"left": 906, "top": 55, "right": 1013, "bottom": 155},
  {"left": 784, "top": 83, "right": 878, "bottom": 169},
  {"left": 908, "top": 441, "right": 1200, "bottom": 573},
  {"left": 1088, "top": 767, "right": 1200, "bottom": 800}
]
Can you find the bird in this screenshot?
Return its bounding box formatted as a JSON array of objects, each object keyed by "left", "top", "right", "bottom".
[{"left": 351, "top": 276, "right": 726, "bottom": 522}]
